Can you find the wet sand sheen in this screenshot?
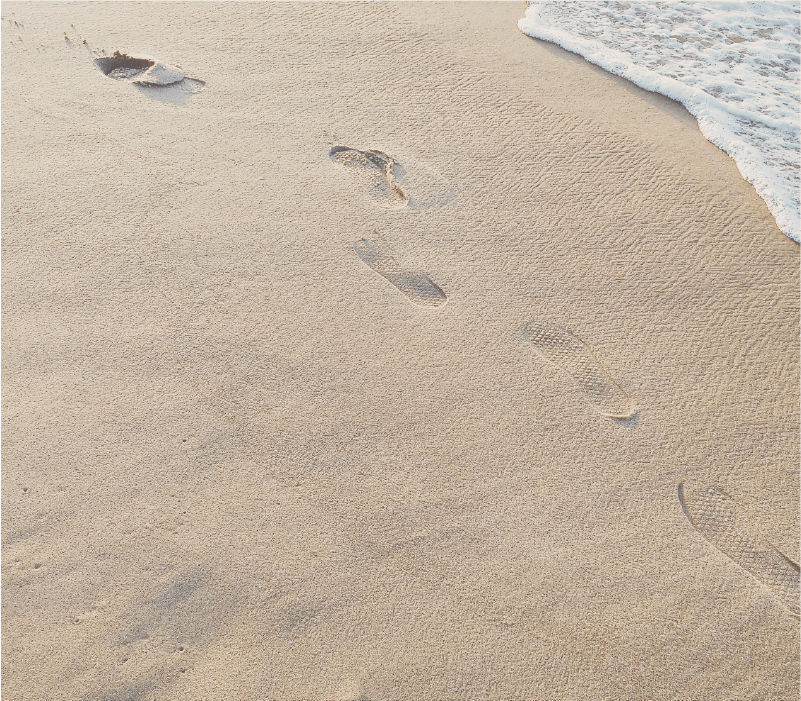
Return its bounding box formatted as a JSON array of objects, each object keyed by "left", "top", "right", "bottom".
[{"left": 2, "top": 2, "right": 798, "bottom": 700}]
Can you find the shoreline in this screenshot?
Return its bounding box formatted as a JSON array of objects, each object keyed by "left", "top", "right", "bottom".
[{"left": 518, "top": 1, "right": 801, "bottom": 243}]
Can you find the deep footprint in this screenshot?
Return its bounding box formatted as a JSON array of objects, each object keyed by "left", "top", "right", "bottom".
[
  {"left": 94, "top": 52, "right": 184, "bottom": 86},
  {"left": 329, "top": 146, "right": 409, "bottom": 210},
  {"left": 353, "top": 238, "right": 447, "bottom": 309},
  {"left": 93, "top": 51, "right": 205, "bottom": 104},
  {"left": 523, "top": 321, "right": 634, "bottom": 418},
  {"left": 678, "top": 483, "right": 800, "bottom": 618}
]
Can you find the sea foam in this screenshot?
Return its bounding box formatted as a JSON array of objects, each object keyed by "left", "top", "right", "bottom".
[{"left": 519, "top": 1, "right": 800, "bottom": 242}]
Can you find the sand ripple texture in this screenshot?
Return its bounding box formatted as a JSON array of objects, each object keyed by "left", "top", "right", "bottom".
[{"left": 519, "top": 1, "right": 801, "bottom": 242}]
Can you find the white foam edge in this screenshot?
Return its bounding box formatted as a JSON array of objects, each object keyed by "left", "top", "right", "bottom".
[{"left": 519, "top": 8, "right": 800, "bottom": 242}]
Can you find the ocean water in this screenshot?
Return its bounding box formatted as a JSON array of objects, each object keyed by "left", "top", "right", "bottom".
[{"left": 519, "top": 1, "right": 801, "bottom": 242}]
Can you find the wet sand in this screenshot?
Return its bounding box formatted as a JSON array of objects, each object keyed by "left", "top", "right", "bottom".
[{"left": 2, "top": 3, "right": 798, "bottom": 699}]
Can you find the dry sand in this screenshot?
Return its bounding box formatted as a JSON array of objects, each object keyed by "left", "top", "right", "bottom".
[{"left": 2, "top": 3, "right": 799, "bottom": 700}]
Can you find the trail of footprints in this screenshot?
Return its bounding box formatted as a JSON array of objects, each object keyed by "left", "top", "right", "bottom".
[
  {"left": 333, "top": 144, "right": 796, "bottom": 619},
  {"left": 331, "top": 145, "right": 633, "bottom": 416},
  {"left": 2, "top": 45, "right": 786, "bottom": 615},
  {"left": 4, "top": 20, "right": 798, "bottom": 699},
  {"left": 679, "top": 484, "right": 800, "bottom": 618}
]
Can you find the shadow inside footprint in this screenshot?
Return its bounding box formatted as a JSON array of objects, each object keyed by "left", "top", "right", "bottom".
[
  {"left": 612, "top": 411, "right": 640, "bottom": 429},
  {"left": 678, "top": 483, "right": 800, "bottom": 618},
  {"left": 330, "top": 146, "right": 409, "bottom": 209},
  {"left": 94, "top": 52, "right": 204, "bottom": 104},
  {"left": 353, "top": 238, "right": 447, "bottom": 309},
  {"left": 94, "top": 54, "right": 154, "bottom": 80},
  {"left": 523, "top": 321, "right": 635, "bottom": 418}
]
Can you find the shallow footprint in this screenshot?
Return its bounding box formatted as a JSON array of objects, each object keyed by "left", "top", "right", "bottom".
[
  {"left": 329, "top": 146, "right": 409, "bottom": 210},
  {"left": 523, "top": 321, "right": 634, "bottom": 418},
  {"left": 678, "top": 483, "right": 800, "bottom": 618},
  {"left": 353, "top": 238, "right": 447, "bottom": 309}
]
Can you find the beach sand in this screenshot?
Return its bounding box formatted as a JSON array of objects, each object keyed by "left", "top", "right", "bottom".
[{"left": 2, "top": 3, "right": 799, "bottom": 699}]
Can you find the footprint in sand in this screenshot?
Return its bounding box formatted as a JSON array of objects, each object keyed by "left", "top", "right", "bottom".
[
  {"left": 678, "top": 483, "right": 800, "bottom": 618},
  {"left": 523, "top": 321, "right": 635, "bottom": 418},
  {"left": 353, "top": 238, "right": 447, "bottom": 309},
  {"left": 329, "top": 145, "right": 453, "bottom": 211},
  {"left": 94, "top": 52, "right": 183, "bottom": 85},
  {"left": 330, "top": 146, "right": 409, "bottom": 209},
  {"left": 93, "top": 51, "right": 204, "bottom": 104}
]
